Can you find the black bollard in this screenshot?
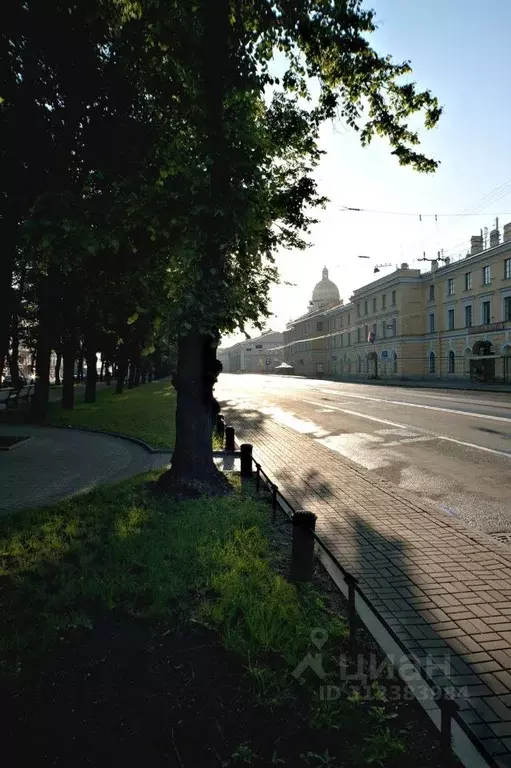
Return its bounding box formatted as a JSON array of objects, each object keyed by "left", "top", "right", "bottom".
[
  {"left": 439, "top": 691, "right": 459, "bottom": 757},
  {"left": 240, "top": 444, "right": 253, "bottom": 478},
  {"left": 290, "top": 511, "right": 317, "bottom": 582},
  {"left": 225, "top": 425, "right": 235, "bottom": 452}
]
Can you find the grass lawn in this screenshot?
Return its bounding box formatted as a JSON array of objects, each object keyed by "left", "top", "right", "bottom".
[
  {"left": 1, "top": 380, "right": 227, "bottom": 451},
  {"left": 45, "top": 380, "right": 177, "bottom": 447},
  {"left": 0, "top": 474, "right": 460, "bottom": 768}
]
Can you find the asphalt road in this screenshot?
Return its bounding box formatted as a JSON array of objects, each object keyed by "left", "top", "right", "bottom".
[{"left": 217, "top": 374, "right": 511, "bottom": 537}]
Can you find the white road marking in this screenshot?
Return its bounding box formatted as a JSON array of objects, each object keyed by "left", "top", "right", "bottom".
[
  {"left": 259, "top": 405, "right": 330, "bottom": 438},
  {"left": 306, "top": 384, "right": 511, "bottom": 410},
  {"left": 308, "top": 389, "right": 511, "bottom": 424},
  {"left": 303, "top": 399, "right": 511, "bottom": 459}
]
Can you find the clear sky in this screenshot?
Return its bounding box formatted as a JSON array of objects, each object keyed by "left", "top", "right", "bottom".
[{"left": 223, "top": 0, "right": 511, "bottom": 345}]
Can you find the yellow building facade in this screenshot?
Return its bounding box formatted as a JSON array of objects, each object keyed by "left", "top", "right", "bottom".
[{"left": 275, "top": 228, "right": 511, "bottom": 383}]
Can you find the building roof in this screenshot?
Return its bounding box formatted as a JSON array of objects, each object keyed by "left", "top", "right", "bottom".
[{"left": 311, "top": 266, "right": 340, "bottom": 307}]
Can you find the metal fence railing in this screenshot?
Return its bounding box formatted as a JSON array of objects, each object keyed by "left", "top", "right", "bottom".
[{"left": 215, "top": 429, "right": 500, "bottom": 768}]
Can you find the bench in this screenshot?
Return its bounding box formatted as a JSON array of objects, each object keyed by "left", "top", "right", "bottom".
[
  {"left": 0, "top": 388, "right": 18, "bottom": 410},
  {"left": 0, "top": 384, "right": 34, "bottom": 410}
]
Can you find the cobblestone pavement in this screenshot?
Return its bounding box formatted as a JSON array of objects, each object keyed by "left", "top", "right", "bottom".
[
  {"left": 224, "top": 402, "right": 511, "bottom": 766},
  {"left": 0, "top": 425, "right": 170, "bottom": 512}
]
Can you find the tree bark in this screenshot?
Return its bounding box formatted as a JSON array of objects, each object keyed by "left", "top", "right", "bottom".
[
  {"left": 54, "top": 351, "right": 62, "bottom": 386},
  {"left": 62, "top": 307, "right": 77, "bottom": 410},
  {"left": 116, "top": 346, "right": 128, "bottom": 394},
  {"left": 62, "top": 342, "right": 75, "bottom": 410},
  {"left": 84, "top": 332, "right": 97, "bottom": 403},
  {"left": 157, "top": 0, "right": 230, "bottom": 497},
  {"left": 77, "top": 353, "right": 84, "bottom": 382},
  {"left": 157, "top": 330, "right": 228, "bottom": 497}
]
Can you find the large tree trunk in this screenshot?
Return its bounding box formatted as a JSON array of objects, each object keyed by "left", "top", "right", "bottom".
[
  {"left": 62, "top": 341, "right": 75, "bottom": 410},
  {"left": 84, "top": 332, "right": 97, "bottom": 403},
  {"left": 54, "top": 351, "right": 62, "bottom": 386},
  {"left": 77, "top": 353, "right": 84, "bottom": 381},
  {"left": 158, "top": 0, "right": 230, "bottom": 497},
  {"left": 116, "top": 346, "right": 128, "bottom": 394},
  {"left": 61, "top": 308, "right": 77, "bottom": 410},
  {"left": 158, "top": 330, "right": 228, "bottom": 497}
]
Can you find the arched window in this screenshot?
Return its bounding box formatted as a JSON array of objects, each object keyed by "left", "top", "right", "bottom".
[
  {"left": 448, "top": 350, "right": 455, "bottom": 374},
  {"left": 393, "top": 352, "right": 398, "bottom": 374},
  {"left": 429, "top": 351, "right": 436, "bottom": 374}
]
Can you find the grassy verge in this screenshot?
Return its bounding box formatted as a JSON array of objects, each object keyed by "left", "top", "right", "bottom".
[
  {"left": 0, "top": 475, "right": 459, "bottom": 767},
  {"left": 45, "top": 380, "right": 177, "bottom": 447},
  {"left": 1, "top": 380, "right": 229, "bottom": 452}
]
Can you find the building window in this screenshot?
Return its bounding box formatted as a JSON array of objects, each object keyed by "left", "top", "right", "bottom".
[
  {"left": 246, "top": 347, "right": 252, "bottom": 351},
  {"left": 447, "top": 278, "right": 454, "bottom": 296},
  {"left": 447, "top": 309, "right": 455, "bottom": 330},
  {"left": 316, "top": 321, "right": 323, "bottom": 332},
  {"left": 429, "top": 351, "right": 436, "bottom": 374},
  {"left": 255, "top": 344, "right": 263, "bottom": 348},
  {"left": 482, "top": 300, "right": 491, "bottom": 325},
  {"left": 392, "top": 290, "right": 396, "bottom": 306},
  {"left": 429, "top": 284, "right": 435, "bottom": 300},
  {"left": 483, "top": 265, "right": 491, "bottom": 285},
  {"left": 340, "top": 316, "right": 343, "bottom": 328},
  {"left": 465, "top": 305, "right": 472, "bottom": 328},
  {"left": 356, "top": 303, "right": 360, "bottom": 317},
  {"left": 364, "top": 300, "right": 368, "bottom": 315},
  {"left": 465, "top": 272, "right": 472, "bottom": 291},
  {"left": 429, "top": 313, "right": 435, "bottom": 333},
  {"left": 357, "top": 327, "right": 361, "bottom": 342},
  {"left": 393, "top": 352, "right": 398, "bottom": 374},
  {"left": 505, "top": 258, "right": 511, "bottom": 280},
  {"left": 347, "top": 312, "right": 350, "bottom": 325},
  {"left": 340, "top": 334, "right": 344, "bottom": 347},
  {"left": 505, "top": 297, "right": 511, "bottom": 322},
  {"left": 357, "top": 355, "right": 362, "bottom": 373},
  {"left": 382, "top": 294, "right": 386, "bottom": 309},
  {"left": 382, "top": 321, "right": 386, "bottom": 338},
  {"left": 372, "top": 297, "right": 377, "bottom": 312},
  {"left": 347, "top": 332, "right": 351, "bottom": 346},
  {"left": 448, "top": 350, "right": 455, "bottom": 374}
]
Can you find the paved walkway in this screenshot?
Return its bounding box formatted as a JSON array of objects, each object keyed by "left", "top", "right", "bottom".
[
  {"left": 224, "top": 403, "right": 511, "bottom": 767},
  {"left": 0, "top": 425, "right": 170, "bottom": 512}
]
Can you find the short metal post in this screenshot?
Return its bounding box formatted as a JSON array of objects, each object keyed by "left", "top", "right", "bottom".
[
  {"left": 255, "top": 462, "right": 261, "bottom": 492},
  {"left": 290, "top": 511, "right": 317, "bottom": 582},
  {"left": 216, "top": 414, "right": 225, "bottom": 437},
  {"left": 439, "top": 690, "right": 458, "bottom": 756},
  {"left": 271, "top": 484, "right": 278, "bottom": 522},
  {"left": 345, "top": 573, "right": 358, "bottom": 659},
  {"left": 225, "top": 425, "right": 235, "bottom": 452},
  {"left": 240, "top": 444, "right": 253, "bottom": 478}
]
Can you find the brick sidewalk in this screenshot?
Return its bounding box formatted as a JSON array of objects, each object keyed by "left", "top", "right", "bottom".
[{"left": 224, "top": 403, "right": 511, "bottom": 766}]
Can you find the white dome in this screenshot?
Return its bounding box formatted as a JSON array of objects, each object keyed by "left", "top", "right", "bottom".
[{"left": 310, "top": 267, "right": 340, "bottom": 310}]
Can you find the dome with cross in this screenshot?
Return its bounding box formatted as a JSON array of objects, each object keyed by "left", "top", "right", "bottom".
[{"left": 309, "top": 267, "right": 340, "bottom": 312}]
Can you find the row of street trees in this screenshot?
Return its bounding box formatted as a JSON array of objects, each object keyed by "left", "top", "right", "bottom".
[{"left": 1, "top": 0, "right": 441, "bottom": 495}]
